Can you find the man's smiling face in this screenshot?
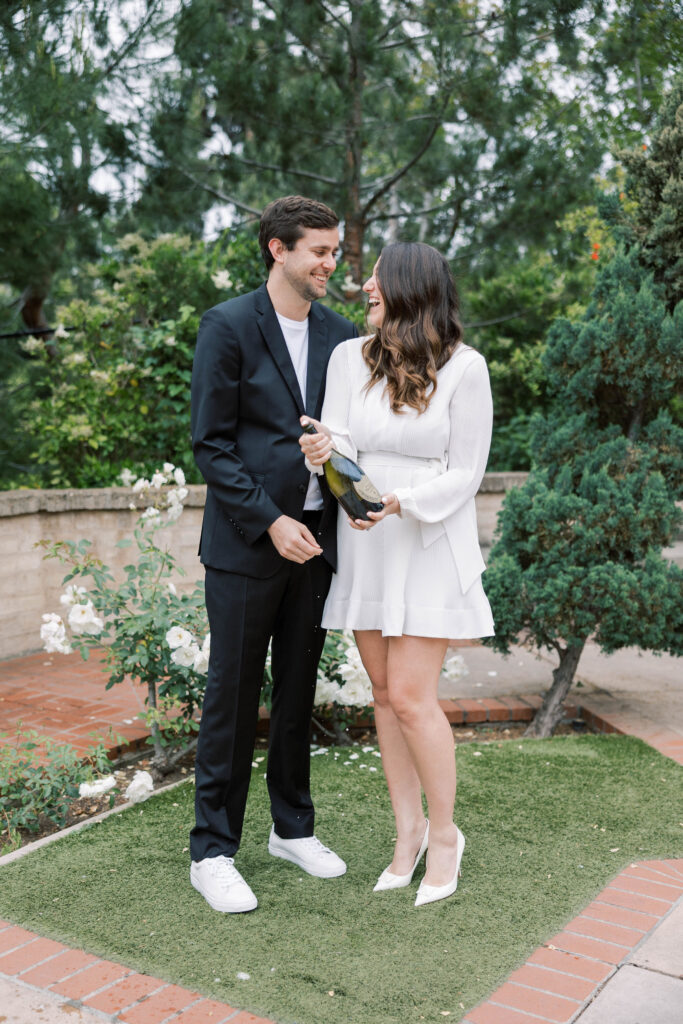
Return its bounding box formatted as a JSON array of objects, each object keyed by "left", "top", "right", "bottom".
[{"left": 279, "top": 227, "right": 340, "bottom": 303}]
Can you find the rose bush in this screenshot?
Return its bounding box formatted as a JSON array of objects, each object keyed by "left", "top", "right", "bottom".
[{"left": 40, "top": 464, "right": 207, "bottom": 771}]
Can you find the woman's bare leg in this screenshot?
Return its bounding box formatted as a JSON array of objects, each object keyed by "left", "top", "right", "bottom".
[
  {"left": 354, "top": 630, "right": 427, "bottom": 874},
  {"left": 386, "top": 634, "right": 460, "bottom": 886}
]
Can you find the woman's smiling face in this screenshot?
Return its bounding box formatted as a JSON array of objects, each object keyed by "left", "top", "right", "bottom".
[{"left": 363, "top": 261, "right": 385, "bottom": 327}]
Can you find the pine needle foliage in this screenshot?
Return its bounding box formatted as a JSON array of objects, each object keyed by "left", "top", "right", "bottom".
[
  {"left": 484, "top": 239, "right": 683, "bottom": 736},
  {"left": 616, "top": 73, "right": 683, "bottom": 313}
]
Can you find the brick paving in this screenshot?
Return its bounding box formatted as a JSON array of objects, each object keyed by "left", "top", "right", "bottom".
[
  {"left": 0, "top": 921, "right": 273, "bottom": 1023},
  {"left": 0, "top": 650, "right": 149, "bottom": 757},
  {"left": 462, "top": 860, "right": 683, "bottom": 1024},
  {"left": 0, "top": 649, "right": 577, "bottom": 757},
  {"left": 0, "top": 647, "right": 681, "bottom": 1023}
]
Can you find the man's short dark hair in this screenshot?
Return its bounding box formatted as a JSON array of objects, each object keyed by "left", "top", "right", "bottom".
[{"left": 259, "top": 195, "right": 339, "bottom": 270}]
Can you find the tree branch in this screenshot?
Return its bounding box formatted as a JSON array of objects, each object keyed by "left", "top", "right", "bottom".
[
  {"left": 178, "top": 169, "right": 262, "bottom": 217},
  {"left": 100, "top": 0, "right": 171, "bottom": 80},
  {"left": 464, "top": 310, "right": 530, "bottom": 329},
  {"left": 223, "top": 153, "right": 341, "bottom": 186},
  {"left": 361, "top": 117, "right": 442, "bottom": 218},
  {"left": 364, "top": 199, "right": 455, "bottom": 224}
]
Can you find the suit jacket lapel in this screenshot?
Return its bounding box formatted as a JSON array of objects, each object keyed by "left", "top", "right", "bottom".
[
  {"left": 306, "top": 303, "right": 329, "bottom": 415},
  {"left": 255, "top": 285, "right": 305, "bottom": 414}
]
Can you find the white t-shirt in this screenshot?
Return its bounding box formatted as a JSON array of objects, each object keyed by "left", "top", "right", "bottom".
[{"left": 276, "top": 312, "right": 323, "bottom": 511}]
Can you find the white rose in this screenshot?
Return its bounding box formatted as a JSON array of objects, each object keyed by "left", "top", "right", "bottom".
[
  {"left": 173, "top": 467, "right": 186, "bottom": 487},
  {"left": 167, "top": 582, "right": 177, "bottom": 596},
  {"left": 171, "top": 643, "right": 199, "bottom": 668},
  {"left": 201, "top": 633, "right": 210, "bottom": 657},
  {"left": 314, "top": 676, "right": 341, "bottom": 706},
  {"left": 79, "top": 776, "right": 116, "bottom": 798},
  {"left": 211, "top": 270, "right": 233, "bottom": 290},
  {"left": 60, "top": 584, "right": 87, "bottom": 607},
  {"left": 132, "top": 478, "right": 150, "bottom": 493},
  {"left": 125, "top": 770, "right": 154, "bottom": 804},
  {"left": 336, "top": 676, "right": 373, "bottom": 707},
  {"left": 166, "top": 487, "right": 187, "bottom": 506},
  {"left": 119, "top": 468, "right": 135, "bottom": 487},
  {"left": 150, "top": 471, "right": 167, "bottom": 489},
  {"left": 141, "top": 506, "right": 160, "bottom": 520},
  {"left": 40, "top": 613, "right": 71, "bottom": 654},
  {"left": 193, "top": 646, "right": 209, "bottom": 674},
  {"left": 162, "top": 462, "right": 175, "bottom": 475},
  {"left": 166, "top": 502, "right": 183, "bottom": 523},
  {"left": 68, "top": 602, "right": 104, "bottom": 636},
  {"left": 442, "top": 653, "right": 469, "bottom": 681},
  {"left": 165, "top": 626, "right": 194, "bottom": 649}
]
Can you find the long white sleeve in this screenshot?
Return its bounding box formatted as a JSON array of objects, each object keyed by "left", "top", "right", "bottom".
[
  {"left": 392, "top": 355, "right": 492, "bottom": 522},
  {"left": 305, "top": 341, "right": 357, "bottom": 475}
]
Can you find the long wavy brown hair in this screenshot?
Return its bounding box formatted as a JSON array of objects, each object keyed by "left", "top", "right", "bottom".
[{"left": 362, "top": 242, "right": 464, "bottom": 413}]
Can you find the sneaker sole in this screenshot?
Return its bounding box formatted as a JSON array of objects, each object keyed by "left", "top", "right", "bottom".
[
  {"left": 190, "top": 868, "right": 258, "bottom": 913},
  {"left": 268, "top": 843, "right": 347, "bottom": 878}
]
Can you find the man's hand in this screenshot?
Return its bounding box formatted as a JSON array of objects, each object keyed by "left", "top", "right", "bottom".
[{"left": 267, "top": 515, "right": 323, "bottom": 563}]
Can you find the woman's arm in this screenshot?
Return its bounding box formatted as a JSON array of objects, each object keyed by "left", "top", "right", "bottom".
[{"left": 392, "top": 355, "right": 493, "bottom": 522}]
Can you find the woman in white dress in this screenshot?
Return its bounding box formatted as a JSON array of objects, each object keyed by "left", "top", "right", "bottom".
[{"left": 299, "top": 242, "right": 494, "bottom": 906}]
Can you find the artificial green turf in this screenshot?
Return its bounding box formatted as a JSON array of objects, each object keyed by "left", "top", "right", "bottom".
[{"left": 1, "top": 735, "right": 681, "bottom": 1024}]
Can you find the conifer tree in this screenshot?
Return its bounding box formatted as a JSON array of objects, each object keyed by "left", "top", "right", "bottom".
[
  {"left": 609, "top": 73, "right": 683, "bottom": 313},
  {"left": 484, "top": 243, "right": 683, "bottom": 736}
]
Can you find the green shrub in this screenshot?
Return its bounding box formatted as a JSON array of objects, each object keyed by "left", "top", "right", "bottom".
[
  {"left": 13, "top": 232, "right": 265, "bottom": 488},
  {"left": 0, "top": 730, "right": 115, "bottom": 852}
]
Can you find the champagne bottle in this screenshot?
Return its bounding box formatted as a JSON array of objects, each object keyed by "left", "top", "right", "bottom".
[{"left": 302, "top": 421, "right": 384, "bottom": 521}]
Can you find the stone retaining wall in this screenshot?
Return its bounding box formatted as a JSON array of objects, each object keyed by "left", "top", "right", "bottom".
[{"left": 0, "top": 474, "right": 527, "bottom": 660}]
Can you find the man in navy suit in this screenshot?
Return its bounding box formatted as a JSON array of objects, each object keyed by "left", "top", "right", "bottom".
[{"left": 190, "top": 196, "right": 358, "bottom": 912}]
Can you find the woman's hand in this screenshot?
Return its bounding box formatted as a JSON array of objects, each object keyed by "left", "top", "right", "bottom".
[
  {"left": 299, "top": 416, "right": 333, "bottom": 465},
  {"left": 348, "top": 493, "right": 401, "bottom": 530}
]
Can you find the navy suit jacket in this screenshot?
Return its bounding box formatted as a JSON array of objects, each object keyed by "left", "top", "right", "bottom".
[{"left": 191, "top": 283, "right": 358, "bottom": 578}]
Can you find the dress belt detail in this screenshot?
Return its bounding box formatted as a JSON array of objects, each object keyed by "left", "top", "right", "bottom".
[{"left": 357, "top": 450, "right": 446, "bottom": 471}]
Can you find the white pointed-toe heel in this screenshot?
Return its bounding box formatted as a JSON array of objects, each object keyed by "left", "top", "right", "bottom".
[
  {"left": 414, "top": 826, "right": 465, "bottom": 907},
  {"left": 373, "top": 821, "right": 429, "bottom": 892}
]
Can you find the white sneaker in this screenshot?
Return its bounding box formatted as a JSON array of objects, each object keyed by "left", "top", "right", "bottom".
[
  {"left": 268, "top": 827, "right": 347, "bottom": 878},
  {"left": 190, "top": 856, "right": 258, "bottom": 913}
]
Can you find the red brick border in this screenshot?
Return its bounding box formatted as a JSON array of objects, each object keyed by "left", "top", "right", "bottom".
[
  {"left": 580, "top": 701, "right": 683, "bottom": 766},
  {"left": 462, "top": 859, "right": 683, "bottom": 1024},
  {"left": 0, "top": 920, "right": 275, "bottom": 1023}
]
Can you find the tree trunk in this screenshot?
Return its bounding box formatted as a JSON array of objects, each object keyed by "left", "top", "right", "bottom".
[
  {"left": 20, "top": 283, "right": 50, "bottom": 334},
  {"left": 524, "top": 639, "right": 586, "bottom": 737},
  {"left": 341, "top": 4, "right": 365, "bottom": 286}
]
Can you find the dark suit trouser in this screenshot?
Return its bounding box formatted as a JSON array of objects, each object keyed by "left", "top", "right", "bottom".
[{"left": 190, "top": 523, "right": 332, "bottom": 861}]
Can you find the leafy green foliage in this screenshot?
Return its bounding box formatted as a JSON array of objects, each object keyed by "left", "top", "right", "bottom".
[
  {"left": 0, "top": 730, "right": 115, "bottom": 851},
  {"left": 6, "top": 232, "right": 264, "bottom": 488}
]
